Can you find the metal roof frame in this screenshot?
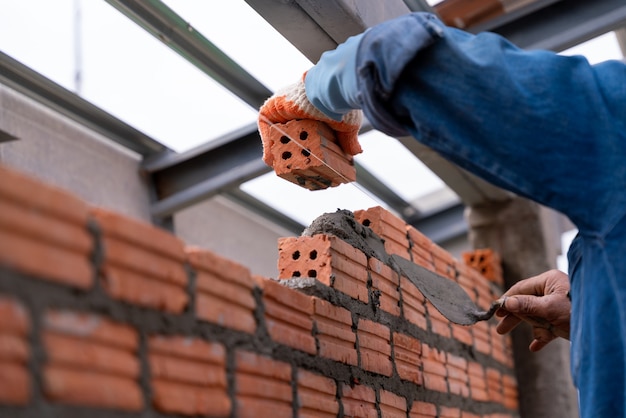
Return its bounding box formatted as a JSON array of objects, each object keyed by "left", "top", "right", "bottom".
[{"left": 3, "top": 0, "right": 624, "bottom": 241}]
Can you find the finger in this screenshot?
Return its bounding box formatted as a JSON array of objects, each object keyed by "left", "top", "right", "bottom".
[
  {"left": 502, "top": 274, "right": 550, "bottom": 298},
  {"left": 496, "top": 313, "right": 523, "bottom": 335},
  {"left": 529, "top": 327, "right": 557, "bottom": 352},
  {"left": 503, "top": 295, "right": 553, "bottom": 319}
]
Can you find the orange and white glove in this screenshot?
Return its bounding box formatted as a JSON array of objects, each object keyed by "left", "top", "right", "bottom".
[{"left": 258, "top": 73, "right": 363, "bottom": 166}]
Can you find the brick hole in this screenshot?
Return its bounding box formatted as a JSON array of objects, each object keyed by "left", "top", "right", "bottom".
[
  {"left": 280, "top": 135, "right": 290, "bottom": 144},
  {"left": 308, "top": 270, "right": 317, "bottom": 278},
  {"left": 309, "top": 250, "right": 317, "bottom": 260},
  {"left": 299, "top": 131, "right": 308, "bottom": 140},
  {"left": 469, "top": 255, "right": 476, "bottom": 263},
  {"left": 481, "top": 267, "right": 488, "bottom": 274},
  {"left": 362, "top": 219, "right": 371, "bottom": 227},
  {"left": 293, "top": 271, "right": 301, "bottom": 277},
  {"left": 478, "top": 255, "right": 485, "bottom": 263},
  {"left": 282, "top": 151, "right": 292, "bottom": 160},
  {"left": 292, "top": 250, "right": 301, "bottom": 260},
  {"left": 301, "top": 149, "right": 311, "bottom": 157}
]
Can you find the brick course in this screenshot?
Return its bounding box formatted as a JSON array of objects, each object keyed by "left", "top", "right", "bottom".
[{"left": 0, "top": 164, "right": 518, "bottom": 418}]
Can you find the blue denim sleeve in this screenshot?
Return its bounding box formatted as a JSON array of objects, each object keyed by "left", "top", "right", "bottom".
[
  {"left": 305, "top": 32, "right": 365, "bottom": 121},
  {"left": 355, "top": 12, "right": 626, "bottom": 233}
]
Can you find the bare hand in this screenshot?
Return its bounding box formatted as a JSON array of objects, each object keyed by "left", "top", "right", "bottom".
[{"left": 495, "top": 269, "right": 571, "bottom": 352}]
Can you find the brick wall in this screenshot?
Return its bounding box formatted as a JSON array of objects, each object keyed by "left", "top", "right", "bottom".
[{"left": 0, "top": 164, "right": 518, "bottom": 418}]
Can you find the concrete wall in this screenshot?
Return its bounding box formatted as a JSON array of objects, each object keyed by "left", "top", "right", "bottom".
[{"left": 0, "top": 84, "right": 152, "bottom": 221}]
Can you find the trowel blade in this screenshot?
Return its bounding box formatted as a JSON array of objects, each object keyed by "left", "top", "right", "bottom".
[{"left": 390, "top": 254, "right": 497, "bottom": 326}]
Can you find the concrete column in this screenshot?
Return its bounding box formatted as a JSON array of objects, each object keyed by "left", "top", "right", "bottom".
[{"left": 466, "top": 196, "right": 579, "bottom": 418}]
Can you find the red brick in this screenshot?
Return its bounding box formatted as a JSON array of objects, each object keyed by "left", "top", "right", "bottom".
[
  {"left": 94, "top": 209, "right": 188, "bottom": 313},
  {"left": 0, "top": 229, "right": 92, "bottom": 289},
  {"left": 486, "top": 367, "right": 503, "bottom": 403},
  {"left": 148, "top": 334, "right": 226, "bottom": 363},
  {"left": 149, "top": 335, "right": 229, "bottom": 416},
  {"left": 257, "top": 277, "right": 315, "bottom": 354},
  {"left": 468, "top": 362, "right": 489, "bottom": 402},
  {"left": 491, "top": 325, "right": 509, "bottom": 365},
  {"left": 43, "top": 365, "right": 142, "bottom": 411},
  {"left": 393, "top": 332, "right": 422, "bottom": 385},
  {"left": 400, "top": 276, "right": 427, "bottom": 330},
  {"left": 312, "top": 298, "right": 357, "bottom": 365},
  {"left": 379, "top": 390, "right": 406, "bottom": 418},
  {"left": 0, "top": 334, "right": 29, "bottom": 363},
  {"left": 440, "top": 406, "right": 462, "bottom": 418},
  {"left": 430, "top": 242, "right": 457, "bottom": 280},
  {"left": 101, "top": 265, "right": 188, "bottom": 313},
  {"left": 268, "top": 119, "right": 356, "bottom": 190},
  {"left": 422, "top": 344, "right": 447, "bottom": 393},
  {"left": 297, "top": 369, "right": 338, "bottom": 418},
  {"left": 427, "top": 303, "right": 451, "bottom": 338},
  {"left": 235, "top": 351, "right": 292, "bottom": 418},
  {"left": 451, "top": 322, "right": 473, "bottom": 346},
  {"left": 455, "top": 261, "right": 481, "bottom": 304},
  {"left": 187, "top": 247, "right": 256, "bottom": 333},
  {"left": 369, "top": 257, "right": 400, "bottom": 316},
  {"left": 462, "top": 248, "right": 503, "bottom": 286},
  {"left": 502, "top": 373, "right": 519, "bottom": 410},
  {"left": 44, "top": 310, "right": 138, "bottom": 350},
  {"left": 473, "top": 320, "right": 491, "bottom": 356},
  {"left": 43, "top": 332, "right": 140, "bottom": 378},
  {"left": 0, "top": 361, "right": 30, "bottom": 405},
  {"left": 0, "top": 164, "right": 89, "bottom": 225},
  {"left": 406, "top": 225, "right": 434, "bottom": 270},
  {"left": 0, "top": 295, "right": 30, "bottom": 405},
  {"left": 91, "top": 207, "right": 185, "bottom": 261},
  {"left": 357, "top": 319, "right": 392, "bottom": 376},
  {"left": 42, "top": 310, "right": 141, "bottom": 410},
  {"left": 101, "top": 236, "right": 187, "bottom": 286},
  {"left": 475, "top": 278, "right": 497, "bottom": 311},
  {"left": 461, "top": 412, "right": 482, "bottom": 418},
  {"left": 278, "top": 235, "right": 368, "bottom": 302},
  {"left": 341, "top": 383, "right": 377, "bottom": 418},
  {"left": 354, "top": 206, "right": 410, "bottom": 258},
  {"left": 152, "top": 380, "right": 230, "bottom": 417},
  {"left": 446, "top": 353, "right": 469, "bottom": 398},
  {"left": 410, "top": 401, "right": 437, "bottom": 418},
  {"left": 0, "top": 199, "right": 92, "bottom": 253},
  {"left": 149, "top": 349, "right": 226, "bottom": 387},
  {"left": 0, "top": 296, "right": 30, "bottom": 336}
]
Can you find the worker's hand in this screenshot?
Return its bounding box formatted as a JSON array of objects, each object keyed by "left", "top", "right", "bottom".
[
  {"left": 495, "top": 269, "right": 571, "bottom": 352},
  {"left": 257, "top": 73, "right": 363, "bottom": 166}
]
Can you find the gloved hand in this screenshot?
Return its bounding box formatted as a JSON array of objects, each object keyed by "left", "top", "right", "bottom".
[{"left": 258, "top": 73, "right": 363, "bottom": 166}]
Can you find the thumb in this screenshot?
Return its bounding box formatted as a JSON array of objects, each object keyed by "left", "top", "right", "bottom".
[{"left": 503, "top": 295, "right": 546, "bottom": 318}]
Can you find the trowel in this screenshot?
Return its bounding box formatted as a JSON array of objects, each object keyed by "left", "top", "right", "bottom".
[
  {"left": 390, "top": 254, "right": 502, "bottom": 325},
  {"left": 391, "top": 254, "right": 568, "bottom": 339}
]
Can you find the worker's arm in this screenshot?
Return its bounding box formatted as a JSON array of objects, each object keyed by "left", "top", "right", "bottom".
[
  {"left": 303, "top": 12, "right": 626, "bottom": 232},
  {"left": 495, "top": 269, "right": 571, "bottom": 352}
]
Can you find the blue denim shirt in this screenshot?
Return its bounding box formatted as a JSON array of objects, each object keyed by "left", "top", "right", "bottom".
[{"left": 306, "top": 12, "right": 626, "bottom": 418}]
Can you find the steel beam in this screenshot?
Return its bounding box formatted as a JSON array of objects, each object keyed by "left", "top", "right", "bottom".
[
  {"left": 480, "top": 0, "right": 626, "bottom": 51},
  {"left": 143, "top": 123, "right": 270, "bottom": 219},
  {"left": 409, "top": 202, "right": 468, "bottom": 244}
]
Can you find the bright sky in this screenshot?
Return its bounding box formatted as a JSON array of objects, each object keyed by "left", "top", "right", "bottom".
[{"left": 0, "top": 0, "right": 623, "bottom": 226}]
